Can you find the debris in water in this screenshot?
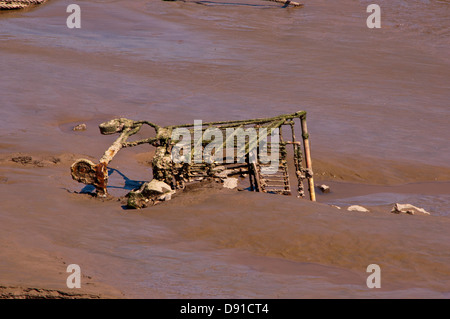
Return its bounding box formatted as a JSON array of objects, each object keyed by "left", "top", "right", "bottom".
[
  {"left": 391, "top": 203, "right": 430, "bottom": 216},
  {"left": 318, "top": 184, "right": 330, "bottom": 193},
  {"left": 223, "top": 177, "right": 239, "bottom": 189},
  {"left": 70, "top": 111, "right": 316, "bottom": 208},
  {"left": 347, "top": 205, "right": 370, "bottom": 213},
  {"left": 127, "top": 180, "right": 175, "bottom": 209},
  {"left": 73, "top": 124, "right": 87, "bottom": 131}
]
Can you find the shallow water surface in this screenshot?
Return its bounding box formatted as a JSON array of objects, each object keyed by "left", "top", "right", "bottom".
[{"left": 0, "top": 0, "right": 449, "bottom": 298}]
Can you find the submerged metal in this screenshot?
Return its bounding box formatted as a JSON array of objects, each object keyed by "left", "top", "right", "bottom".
[{"left": 71, "top": 111, "right": 315, "bottom": 208}]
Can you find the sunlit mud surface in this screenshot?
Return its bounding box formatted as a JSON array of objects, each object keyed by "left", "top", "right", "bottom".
[{"left": 1, "top": 0, "right": 449, "bottom": 298}]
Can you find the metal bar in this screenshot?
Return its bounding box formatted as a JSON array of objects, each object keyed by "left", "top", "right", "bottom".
[{"left": 300, "top": 115, "right": 316, "bottom": 201}]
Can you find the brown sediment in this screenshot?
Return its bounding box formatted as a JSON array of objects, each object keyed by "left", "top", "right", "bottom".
[
  {"left": 138, "top": 186, "right": 450, "bottom": 294},
  {"left": 0, "top": 152, "right": 89, "bottom": 168},
  {"left": 172, "top": 0, "right": 303, "bottom": 7},
  {"left": 312, "top": 154, "right": 450, "bottom": 185},
  {"left": 1, "top": 0, "right": 449, "bottom": 298},
  {"left": 1, "top": 148, "right": 450, "bottom": 298},
  {"left": 0, "top": 237, "right": 124, "bottom": 299},
  {"left": 0, "top": 286, "right": 108, "bottom": 299}
]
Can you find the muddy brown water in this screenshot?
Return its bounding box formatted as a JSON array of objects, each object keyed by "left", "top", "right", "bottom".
[{"left": 1, "top": 0, "right": 449, "bottom": 298}]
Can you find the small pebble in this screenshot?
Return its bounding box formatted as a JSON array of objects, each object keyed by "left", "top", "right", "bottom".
[{"left": 73, "top": 123, "right": 87, "bottom": 131}]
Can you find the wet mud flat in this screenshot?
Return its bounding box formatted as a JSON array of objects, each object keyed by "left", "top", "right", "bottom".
[
  {"left": 1, "top": 0, "right": 450, "bottom": 298},
  {"left": 1, "top": 150, "right": 449, "bottom": 298}
]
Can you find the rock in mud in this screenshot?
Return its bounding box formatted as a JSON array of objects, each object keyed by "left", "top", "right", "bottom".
[
  {"left": 319, "top": 184, "right": 330, "bottom": 193},
  {"left": 223, "top": 177, "right": 238, "bottom": 189},
  {"left": 145, "top": 179, "right": 172, "bottom": 194},
  {"left": 11, "top": 156, "right": 32, "bottom": 165},
  {"left": 73, "top": 124, "right": 87, "bottom": 131},
  {"left": 391, "top": 203, "right": 430, "bottom": 216},
  {"left": 347, "top": 205, "right": 370, "bottom": 213},
  {"left": 126, "top": 180, "right": 173, "bottom": 209}
]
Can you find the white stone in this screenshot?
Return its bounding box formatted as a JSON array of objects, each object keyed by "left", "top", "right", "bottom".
[
  {"left": 319, "top": 184, "right": 330, "bottom": 193},
  {"left": 158, "top": 190, "right": 176, "bottom": 201},
  {"left": 223, "top": 177, "right": 238, "bottom": 189},
  {"left": 391, "top": 203, "right": 430, "bottom": 215},
  {"left": 347, "top": 205, "right": 370, "bottom": 213},
  {"left": 146, "top": 179, "right": 172, "bottom": 194}
]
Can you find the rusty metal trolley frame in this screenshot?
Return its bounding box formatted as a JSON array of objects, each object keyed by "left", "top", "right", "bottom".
[{"left": 71, "top": 110, "right": 315, "bottom": 208}]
